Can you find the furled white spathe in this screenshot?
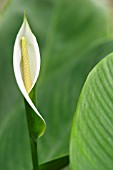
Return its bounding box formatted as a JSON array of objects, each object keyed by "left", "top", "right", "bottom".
[{"left": 13, "top": 17, "right": 45, "bottom": 130}]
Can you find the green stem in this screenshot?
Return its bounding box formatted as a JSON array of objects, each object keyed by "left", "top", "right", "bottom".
[
  {"left": 24, "top": 86, "right": 39, "bottom": 170},
  {"left": 25, "top": 100, "right": 39, "bottom": 170},
  {"left": 30, "top": 138, "right": 38, "bottom": 170}
]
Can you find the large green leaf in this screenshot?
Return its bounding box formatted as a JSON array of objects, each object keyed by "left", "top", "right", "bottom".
[
  {"left": 70, "top": 52, "right": 113, "bottom": 170},
  {"left": 37, "top": 0, "right": 112, "bottom": 163},
  {"left": 0, "top": 0, "right": 113, "bottom": 169}
]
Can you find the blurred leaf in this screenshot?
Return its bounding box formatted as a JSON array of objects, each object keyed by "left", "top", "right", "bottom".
[
  {"left": 0, "top": 0, "right": 10, "bottom": 12},
  {"left": 37, "top": 0, "right": 113, "bottom": 163},
  {"left": 70, "top": 52, "right": 113, "bottom": 170},
  {"left": 0, "top": 0, "right": 113, "bottom": 169}
]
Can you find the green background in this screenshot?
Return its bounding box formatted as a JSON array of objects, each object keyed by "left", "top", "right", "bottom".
[{"left": 0, "top": 0, "right": 113, "bottom": 169}]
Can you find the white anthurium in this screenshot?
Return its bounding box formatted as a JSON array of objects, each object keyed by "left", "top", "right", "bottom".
[{"left": 13, "top": 16, "right": 46, "bottom": 138}]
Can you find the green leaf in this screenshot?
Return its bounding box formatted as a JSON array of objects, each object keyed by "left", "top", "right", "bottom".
[
  {"left": 39, "top": 155, "right": 69, "bottom": 170},
  {"left": 25, "top": 87, "right": 46, "bottom": 139},
  {"left": 37, "top": 0, "right": 113, "bottom": 163},
  {"left": 70, "top": 52, "right": 113, "bottom": 170},
  {"left": 0, "top": 0, "right": 113, "bottom": 169}
]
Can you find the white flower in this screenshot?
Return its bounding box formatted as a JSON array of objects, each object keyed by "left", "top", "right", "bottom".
[{"left": 13, "top": 16, "right": 46, "bottom": 137}]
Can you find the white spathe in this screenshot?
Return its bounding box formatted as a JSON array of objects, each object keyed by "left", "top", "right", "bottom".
[{"left": 13, "top": 17, "right": 45, "bottom": 123}]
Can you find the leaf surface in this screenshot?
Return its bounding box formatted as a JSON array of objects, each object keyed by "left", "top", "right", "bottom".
[{"left": 70, "top": 53, "right": 113, "bottom": 170}]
